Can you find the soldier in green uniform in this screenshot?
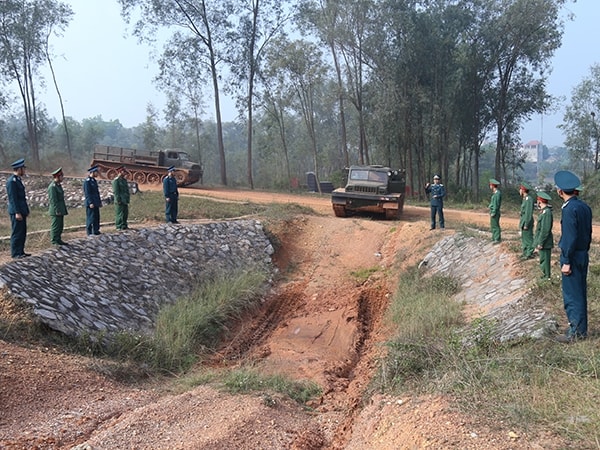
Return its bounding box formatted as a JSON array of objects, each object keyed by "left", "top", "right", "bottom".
[
  {"left": 533, "top": 191, "right": 553, "bottom": 280},
  {"left": 48, "top": 167, "right": 68, "bottom": 245},
  {"left": 112, "top": 166, "right": 130, "bottom": 230},
  {"left": 489, "top": 178, "right": 502, "bottom": 243},
  {"left": 518, "top": 182, "right": 535, "bottom": 259}
]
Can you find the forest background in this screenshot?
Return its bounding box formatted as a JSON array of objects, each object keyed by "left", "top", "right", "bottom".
[{"left": 1, "top": 0, "right": 599, "bottom": 204}]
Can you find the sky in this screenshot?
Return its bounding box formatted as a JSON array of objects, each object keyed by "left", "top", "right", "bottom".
[{"left": 30, "top": 0, "right": 600, "bottom": 148}]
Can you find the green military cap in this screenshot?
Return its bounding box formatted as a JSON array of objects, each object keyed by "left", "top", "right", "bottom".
[
  {"left": 489, "top": 178, "right": 500, "bottom": 185},
  {"left": 519, "top": 181, "right": 533, "bottom": 191},
  {"left": 51, "top": 167, "right": 63, "bottom": 177},
  {"left": 536, "top": 191, "right": 552, "bottom": 202}
]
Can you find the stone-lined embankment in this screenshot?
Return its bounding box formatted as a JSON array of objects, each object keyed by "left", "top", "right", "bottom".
[
  {"left": 420, "top": 232, "right": 558, "bottom": 341},
  {"left": 0, "top": 220, "right": 275, "bottom": 339}
]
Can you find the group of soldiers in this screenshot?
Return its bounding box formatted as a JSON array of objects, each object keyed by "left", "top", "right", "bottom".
[
  {"left": 488, "top": 171, "right": 592, "bottom": 343},
  {"left": 425, "top": 170, "right": 592, "bottom": 344},
  {"left": 5, "top": 158, "right": 180, "bottom": 259}
]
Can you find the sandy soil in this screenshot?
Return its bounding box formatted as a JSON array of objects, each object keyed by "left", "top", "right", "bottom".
[{"left": 0, "top": 187, "right": 565, "bottom": 449}]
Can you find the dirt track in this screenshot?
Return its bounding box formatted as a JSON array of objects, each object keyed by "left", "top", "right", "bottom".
[{"left": 0, "top": 187, "right": 565, "bottom": 449}]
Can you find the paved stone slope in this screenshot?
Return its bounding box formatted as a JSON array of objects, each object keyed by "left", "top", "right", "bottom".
[
  {"left": 420, "top": 233, "right": 558, "bottom": 342},
  {"left": 0, "top": 220, "right": 275, "bottom": 339}
]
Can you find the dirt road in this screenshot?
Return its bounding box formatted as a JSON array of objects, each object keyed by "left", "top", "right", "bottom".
[{"left": 0, "top": 187, "right": 564, "bottom": 449}]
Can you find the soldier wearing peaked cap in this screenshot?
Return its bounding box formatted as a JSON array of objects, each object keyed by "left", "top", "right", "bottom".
[
  {"left": 6, "top": 158, "right": 30, "bottom": 258},
  {"left": 488, "top": 178, "right": 502, "bottom": 244},
  {"left": 163, "top": 166, "right": 179, "bottom": 224},
  {"left": 554, "top": 170, "right": 592, "bottom": 343},
  {"left": 533, "top": 191, "right": 553, "bottom": 280},
  {"left": 425, "top": 174, "right": 445, "bottom": 230},
  {"left": 519, "top": 182, "right": 535, "bottom": 259},
  {"left": 48, "top": 167, "right": 68, "bottom": 246},
  {"left": 84, "top": 165, "right": 102, "bottom": 236},
  {"left": 112, "top": 166, "right": 130, "bottom": 230}
]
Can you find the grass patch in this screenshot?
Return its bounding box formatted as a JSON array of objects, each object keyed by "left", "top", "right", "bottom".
[
  {"left": 181, "top": 367, "right": 322, "bottom": 405},
  {"left": 351, "top": 266, "right": 380, "bottom": 283},
  {"left": 374, "top": 264, "right": 600, "bottom": 447},
  {"left": 98, "top": 269, "right": 270, "bottom": 374}
]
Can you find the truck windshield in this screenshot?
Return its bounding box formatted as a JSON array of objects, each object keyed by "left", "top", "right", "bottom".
[
  {"left": 178, "top": 152, "right": 190, "bottom": 161},
  {"left": 350, "top": 169, "right": 387, "bottom": 182}
]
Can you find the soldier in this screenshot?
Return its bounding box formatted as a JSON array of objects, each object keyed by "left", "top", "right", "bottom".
[
  {"left": 83, "top": 165, "right": 102, "bottom": 235},
  {"left": 48, "top": 167, "right": 68, "bottom": 246},
  {"left": 518, "top": 182, "right": 535, "bottom": 259},
  {"left": 112, "top": 166, "right": 130, "bottom": 230},
  {"left": 6, "top": 158, "right": 30, "bottom": 258},
  {"left": 163, "top": 166, "right": 179, "bottom": 224},
  {"left": 425, "top": 174, "right": 445, "bottom": 230},
  {"left": 554, "top": 170, "right": 592, "bottom": 343},
  {"left": 533, "top": 191, "right": 553, "bottom": 280},
  {"left": 489, "top": 178, "right": 502, "bottom": 244}
]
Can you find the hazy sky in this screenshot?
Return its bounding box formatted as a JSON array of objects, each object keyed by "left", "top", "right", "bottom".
[{"left": 34, "top": 0, "right": 600, "bottom": 147}]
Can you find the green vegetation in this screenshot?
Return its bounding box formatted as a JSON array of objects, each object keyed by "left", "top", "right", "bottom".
[
  {"left": 350, "top": 266, "right": 380, "bottom": 284},
  {"left": 175, "top": 367, "right": 322, "bottom": 406},
  {"left": 375, "top": 265, "right": 600, "bottom": 446},
  {"left": 104, "top": 270, "right": 269, "bottom": 373}
]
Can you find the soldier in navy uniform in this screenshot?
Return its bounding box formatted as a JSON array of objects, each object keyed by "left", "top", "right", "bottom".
[
  {"left": 425, "top": 174, "right": 445, "bottom": 230},
  {"left": 554, "top": 170, "right": 592, "bottom": 342},
  {"left": 6, "top": 158, "right": 30, "bottom": 258},
  {"left": 163, "top": 166, "right": 179, "bottom": 223},
  {"left": 48, "top": 167, "right": 68, "bottom": 246},
  {"left": 83, "top": 165, "right": 102, "bottom": 236}
]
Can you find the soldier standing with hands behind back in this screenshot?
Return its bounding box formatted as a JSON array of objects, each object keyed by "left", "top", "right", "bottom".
[
  {"left": 425, "top": 174, "right": 445, "bottom": 230},
  {"left": 533, "top": 191, "right": 553, "bottom": 280},
  {"left": 489, "top": 178, "right": 502, "bottom": 244},
  {"left": 554, "top": 170, "right": 592, "bottom": 343},
  {"left": 48, "top": 168, "right": 68, "bottom": 246},
  {"left": 163, "top": 166, "right": 179, "bottom": 224},
  {"left": 83, "top": 165, "right": 102, "bottom": 236},
  {"left": 6, "top": 158, "right": 30, "bottom": 258},
  {"left": 518, "top": 182, "right": 535, "bottom": 259},
  {"left": 112, "top": 166, "right": 130, "bottom": 230}
]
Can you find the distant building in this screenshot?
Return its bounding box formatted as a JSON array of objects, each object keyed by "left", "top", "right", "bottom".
[{"left": 522, "top": 140, "right": 548, "bottom": 163}]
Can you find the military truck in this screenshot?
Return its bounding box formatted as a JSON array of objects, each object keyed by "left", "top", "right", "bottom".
[
  {"left": 331, "top": 165, "right": 406, "bottom": 219},
  {"left": 90, "top": 145, "right": 203, "bottom": 186}
]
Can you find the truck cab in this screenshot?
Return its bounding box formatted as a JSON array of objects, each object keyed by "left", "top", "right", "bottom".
[{"left": 331, "top": 165, "right": 406, "bottom": 219}]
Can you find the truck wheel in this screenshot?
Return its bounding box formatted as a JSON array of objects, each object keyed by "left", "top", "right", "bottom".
[
  {"left": 133, "top": 172, "right": 147, "bottom": 184},
  {"left": 106, "top": 168, "right": 117, "bottom": 180},
  {"left": 147, "top": 173, "right": 161, "bottom": 184},
  {"left": 333, "top": 205, "right": 347, "bottom": 217},
  {"left": 175, "top": 172, "right": 185, "bottom": 184}
]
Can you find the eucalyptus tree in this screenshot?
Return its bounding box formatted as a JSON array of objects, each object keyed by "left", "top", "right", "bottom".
[
  {"left": 0, "top": 0, "right": 73, "bottom": 169},
  {"left": 155, "top": 33, "right": 207, "bottom": 167},
  {"left": 331, "top": 0, "right": 378, "bottom": 165},
  {"left": 43, "top": 6, "right": 72, "bottom": 162},
  {"left": 480, "top": 0, "right": 565, "bottom": 183},
  {"left": 142, "top": 103, "right": 161, "bottom": 151},
  {"left": 226, "top": 0, "right": 290, "bottom": 189},
  {"left": 560, "top": 64, "right": 600, "bottom": 175},
  {"left": 265, "top": 38, "right": 329, "bottom": 191},
  {"left": 119, "top": 0, "right": 232, "bottom": 185},
  {"left": 257, "top": 61, "right": 296, "bottom": 187},
  {"left": 297, "top": 0, "right": 350, "bottom": 167}
]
